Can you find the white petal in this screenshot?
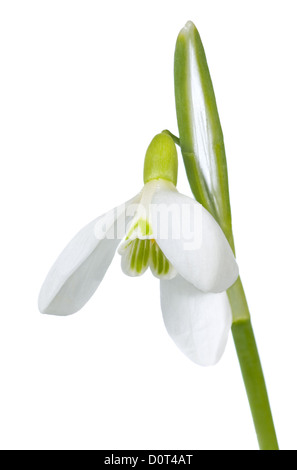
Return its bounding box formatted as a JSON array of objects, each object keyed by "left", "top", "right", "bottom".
[
  {"left": 151, "top": 186, "right": 238, "bottom": 292},
  {"left": 38, "top": 195, "right": 140, "bottom": 316},
  {"left": 160, "top": 275, "right": 232, "bottom": 366}
]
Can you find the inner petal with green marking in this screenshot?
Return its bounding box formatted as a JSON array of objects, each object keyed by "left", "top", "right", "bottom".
[
  {"left": 118, "top": 178, "right": 177, "bottom": 280},
  {"left": 119, "top": 237, "right": 176, "bottom": 280}
]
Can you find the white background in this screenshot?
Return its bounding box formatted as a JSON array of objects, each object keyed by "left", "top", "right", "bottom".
[{"left": 0, "top": 0, "right": 296, "bottom": 450}]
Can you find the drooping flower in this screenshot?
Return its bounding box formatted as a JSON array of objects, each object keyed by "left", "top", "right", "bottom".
[{"left": 38, "top": 133, "right": 238, "bottom": 366}]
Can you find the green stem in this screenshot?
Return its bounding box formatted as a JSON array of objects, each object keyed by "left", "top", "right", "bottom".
[
  {"left": 228, "top": 278, "right": 279, "bottom": 450},
  {"left": 162, "top": 129, "right": 181, "bottom": 147}
]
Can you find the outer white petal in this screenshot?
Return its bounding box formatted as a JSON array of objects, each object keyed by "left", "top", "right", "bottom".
[
  {"left": 38, "top": 195, "right": 140, "bottom": 316},
  {"left": 151, "top": 186, "right": 238, "bottom": 293},
  {"left": 160, "top": 275, "right": 232, "bottom": 366}
]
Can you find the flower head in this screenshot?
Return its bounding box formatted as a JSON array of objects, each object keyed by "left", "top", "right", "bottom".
[{"left": 39, "top": 133, "right": 238, "bottom": 366}]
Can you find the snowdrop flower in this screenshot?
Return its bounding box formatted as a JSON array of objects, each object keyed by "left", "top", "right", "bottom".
[{"left": 39, "top": 133, "right": 238, "bottom": 366}]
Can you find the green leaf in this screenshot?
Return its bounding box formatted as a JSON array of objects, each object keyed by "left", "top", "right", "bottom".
[{"left": 174, "top": 21, "right": 234, "bottom": 252}]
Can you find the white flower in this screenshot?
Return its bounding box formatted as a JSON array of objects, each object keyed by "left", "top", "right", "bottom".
[{"left": 38, "top": 134, "right": 238, "bottom": 366}]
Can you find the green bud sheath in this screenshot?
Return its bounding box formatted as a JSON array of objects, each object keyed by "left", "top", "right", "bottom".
[
  {"left": 143, "top": 133, "right": 178, "bottom": 186},
  {"left": 174, "top": 21, "right": 234, "bottom": 252}
]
